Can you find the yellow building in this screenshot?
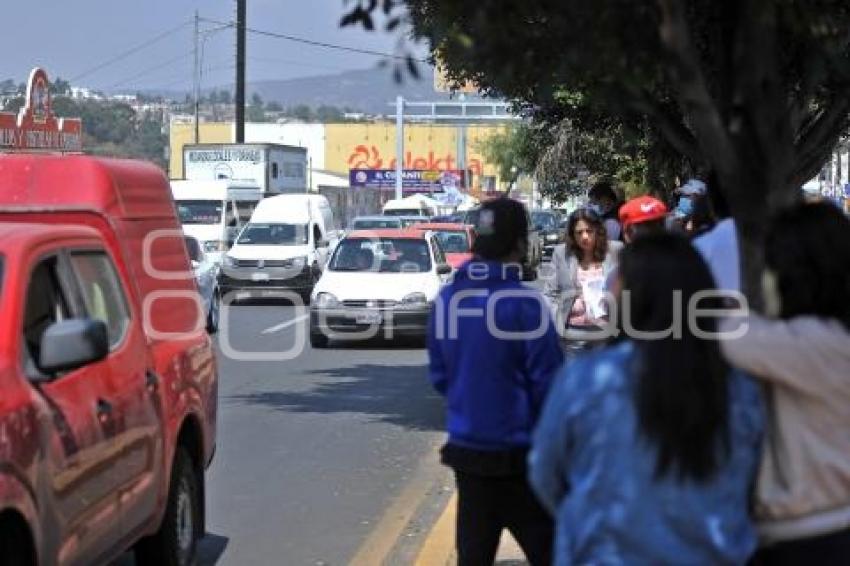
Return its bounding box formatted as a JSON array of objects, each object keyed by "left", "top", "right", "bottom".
[{"left": 169, "top": 121, "right": 506, "bottom": 190}]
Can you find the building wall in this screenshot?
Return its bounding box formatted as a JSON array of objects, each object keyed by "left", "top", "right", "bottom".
[
  {"left": 169, "top": 122, "right": 232, "bottom": 178},
  {"left": 170, "top": 121, "right": 506, "bottom": 188}
]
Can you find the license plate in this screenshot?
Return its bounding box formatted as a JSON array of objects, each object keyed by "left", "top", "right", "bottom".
[
  {"left": 354, "top": 312, "right": 382, "bottom": 324},
  {"left": 251, "top": 272, "right": 270, "bottom": 282}
]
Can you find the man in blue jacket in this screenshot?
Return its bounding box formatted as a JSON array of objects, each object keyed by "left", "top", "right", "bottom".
[{"left": 427, "top": 197, "right": 564, "bottom": 566}]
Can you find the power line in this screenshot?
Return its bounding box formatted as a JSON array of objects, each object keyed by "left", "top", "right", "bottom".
[
  {"left": 107, "top": 52, "right": 193, "bottom": 91},
  {"left": 199, "top": 16, "right": 428, "bottom": 63},
  {"left": 247, "top": 56, "right": 355, "bottom": 73},
  {"left": 70, "top": 20, "right": 192, "bottom": 83}
]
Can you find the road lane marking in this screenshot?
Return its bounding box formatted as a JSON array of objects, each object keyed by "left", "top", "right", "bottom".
[
  {"left": 414, "top": 493, "right": 456, "bottom": 566},
  {"left": 261, "top": 313, "right": 310, "bottom": 335},
  {"left": 349, "top": 441, "right": 444, "bottom": 566}
]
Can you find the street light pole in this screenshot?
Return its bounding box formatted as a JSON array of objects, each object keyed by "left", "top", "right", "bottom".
[
  {"left": 395, "top": 95, "right": 404, "bottom": 201},
  {"left": 193, "top": 11, "right": 200, "bottom": 144}
]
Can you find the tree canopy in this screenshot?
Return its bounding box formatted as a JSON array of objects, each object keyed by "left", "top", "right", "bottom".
[{"left": 343, "top": 0, "right": 850, "bottom": 300}]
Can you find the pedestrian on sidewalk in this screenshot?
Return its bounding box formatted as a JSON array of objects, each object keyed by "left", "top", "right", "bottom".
[
  {"left": 587, "top": 180, "right": 623, "bottom": 241},
  {"left": 427, "top": 197, "right": 564, "bottom": 566},
  {"left": 720, "top": 202, "right": 850, "bottom": 565},
  {"left": 544, "top": 207, "right": 622, "bottom": 358},
  {"left": 529, "top": 233, "right": 764, "bottom": 565},
  {"left": 617, "top": 194, "right": 668, "bottom": 244}
]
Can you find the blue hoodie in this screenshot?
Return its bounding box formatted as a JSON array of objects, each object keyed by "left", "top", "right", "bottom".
[{"left": 427, "top": 261, "right": 564, "bottom": 451}]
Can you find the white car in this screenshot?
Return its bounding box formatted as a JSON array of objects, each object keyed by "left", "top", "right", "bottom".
[
  {"left": 309, "top": 229, "right": 452, "bottom": 348},
  {"left": 185, "top": 235, "right": 221, "bottom": 333}
]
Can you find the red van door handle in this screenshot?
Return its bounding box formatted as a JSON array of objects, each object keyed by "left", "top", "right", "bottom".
[
  {"left": 145, "top": 371, "right": 159, "bottom": 394},
  {"left": 96, "top": 399, "right": 113, "bottom": 424}
]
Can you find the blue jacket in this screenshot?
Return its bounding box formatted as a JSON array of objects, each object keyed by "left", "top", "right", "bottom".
[
  {"left": 427, "top": 261, "right": 564, "bottom": 451},
  {"left": 529, "top": 340, "right": 764, "bottom": 565}
]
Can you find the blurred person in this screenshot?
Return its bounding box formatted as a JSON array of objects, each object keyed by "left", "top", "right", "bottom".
[
  {"left": 530, "top": 233, "right": 764, "bottom": 565},
  {"left": 694, "top": 173, "right": 740, "bottom": 292},
  {"left": 588, "top": 180, "right": 623, "bottom": 240},
  {"left": 428, "top": 197, "right": 564, "bottom": 566},
  {"left": 545, "top": 208, "right": 622, "bottom": 357},
  {"left": 617, "top": 195, "right": 668, "bottom": 244},
  {"left": 721, "top": 202, "right": 850, "bottom": 565}
]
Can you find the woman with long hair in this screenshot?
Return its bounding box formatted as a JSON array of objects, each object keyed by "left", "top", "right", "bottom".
[
  {"left": 530, "top": 233, "right": 764, "bottom": 564},
  {"left": 544, "top": 208, "right": 622, "bottom": 355},
  {"left": 721, "top": 202, "right": 850, "bottom": 564}
]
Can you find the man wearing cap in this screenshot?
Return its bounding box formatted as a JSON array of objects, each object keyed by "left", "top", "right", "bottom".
[
  {"left": 618, "top": 195, "right": 669, "bottom": 243},
  {"left": 427, "top": 197, "right": 563, "bottom": 566}
]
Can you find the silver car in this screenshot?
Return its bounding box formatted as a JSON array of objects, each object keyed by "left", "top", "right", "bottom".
[{"left": 185, "top": 235, "right": 221, "bottom": 333}]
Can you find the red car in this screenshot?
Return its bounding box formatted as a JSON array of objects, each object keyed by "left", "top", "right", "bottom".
[
  {"left": 409, "top": 223, "right": 476, "bottom": 269},
  {"left": 0, "top": 155, "right": 217, "bottom": 566}
]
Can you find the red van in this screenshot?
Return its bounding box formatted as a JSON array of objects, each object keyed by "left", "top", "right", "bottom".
[{"left": 0, "top": 155, "right": 217, "bottom": 566}]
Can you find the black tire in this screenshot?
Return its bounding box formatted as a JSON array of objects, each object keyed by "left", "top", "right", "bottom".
[
  {"left": 0, "top": 516, "right": 34, "bottom": 566},
  {"left": 135, "top": 448, "right": 201, "bottom": 566},
  {"left": 206, "top": 289, "right": 220, "bottom": 334},
  {"left": 310, "top": 328, "right": 329, "bottom": 349}
]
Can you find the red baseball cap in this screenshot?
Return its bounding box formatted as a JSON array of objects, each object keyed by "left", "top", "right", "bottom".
[{"left": 618, "top": 196, "right": 668, "bottom": 229}]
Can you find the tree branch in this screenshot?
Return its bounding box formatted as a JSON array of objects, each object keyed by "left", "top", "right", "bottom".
[
  {"left": 628, "top": 91, "right": 701, "bottom": 165},
  {"left": 656, "top": 0, "right": 736, "bottom": 171},
  {"left": 790, "top": 94, "right": 850, "bottom": 187}
]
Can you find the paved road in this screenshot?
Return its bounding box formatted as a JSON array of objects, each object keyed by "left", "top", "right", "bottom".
[{"left": 201, "top": 302, "right": 446, "bottom": 565}]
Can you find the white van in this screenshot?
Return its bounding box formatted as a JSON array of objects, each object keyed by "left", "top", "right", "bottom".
[
  {"left": 171, "top": 179, "right": 263, "bottom": 261},
  {"left": 382, "top": 197, "right": 436, "bottom": 218},
  {"left": 220, "top": 194, "right": 338, "bottom": 298}
]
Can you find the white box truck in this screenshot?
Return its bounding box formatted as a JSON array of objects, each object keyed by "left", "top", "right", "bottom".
[{"left": 182, "top": 142, "right": 308, "bottom": 195}]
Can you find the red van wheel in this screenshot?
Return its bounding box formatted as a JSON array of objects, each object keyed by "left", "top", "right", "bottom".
[{"left": 135, "top": 448, "right": 200, "bottom": 566}]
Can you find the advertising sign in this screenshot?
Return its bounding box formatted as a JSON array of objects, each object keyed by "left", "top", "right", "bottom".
[
  {"left": 349, "top": 169, "right": 466, "bottom": 193},
  {"left": 0, "top": 68, "right": 82, "bottom": 152}
]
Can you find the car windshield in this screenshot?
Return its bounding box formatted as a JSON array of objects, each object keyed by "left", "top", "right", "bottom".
[
  {"left": 330, "top": 238, "right": 432, "bottom": 273},
  {"left": 433, "top": 230, "right": 470, "bottom": 253},
  {"left": 463, "top": 209, "right": 480, "bottom": 226},
  {"left": 176, "top": 200, "right": 223, "bottom": 225},
  {"left": 383, "top": 209, "right": 422, "bottom": 217},
  {"left": 532, "top": 212, "right": 559, "bottom": 230},
  {"left": 352, "top": 218, "right": 401, "bottom": 229},
  {"left": 236, "top": 223, "right": 308, "bottom": 245},
  {"left": 399, "top": 217, "right": 428, "bottom": 228}
]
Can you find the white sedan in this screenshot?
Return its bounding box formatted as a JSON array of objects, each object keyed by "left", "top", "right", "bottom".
[{"left": 309, "top": 229, "right": 452, "bottom": 348}]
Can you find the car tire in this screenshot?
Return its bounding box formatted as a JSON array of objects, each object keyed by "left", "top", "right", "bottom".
[
  {"left": 0, "top": 518, "right": 33, "bottom": 566},
  {"left": 310, "top": 327, "right": 329, "bottom": 349},
  {"left": 135, "top": 448, "right": 200, "bottom": 566},
  {"left": 206, "top": 289, "right": 220, "bottom": 334}
]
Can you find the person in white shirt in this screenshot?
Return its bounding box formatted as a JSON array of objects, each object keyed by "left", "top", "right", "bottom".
[{"left": 693, "top": 176, "right": 740, "bottom": 293}]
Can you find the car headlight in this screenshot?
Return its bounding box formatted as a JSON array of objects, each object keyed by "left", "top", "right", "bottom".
[
  {"left": 399, "top": 292, "right": 428, "bottom": 308},
  {"left": 223, "top": 255, "right": 237, "bottom": 268},
  {"left": 285, "top": 256, "right": 307, "bottom": 269},
  {"left": 315, "top": 292, "right": 339, "bottom": 309},
  {"left": 546, "top": 233, "right": 560, "bottom": 242}
]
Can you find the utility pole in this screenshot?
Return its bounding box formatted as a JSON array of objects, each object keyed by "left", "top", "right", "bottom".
[
  {"left": 193, "top": 11, "right": 200, "bottom": 144},
  {"left": 235, "top": 0, "right": 246, "bottom": 143},
  {"left": 395, "top": 95, "right": 404, "bottom": 201}
]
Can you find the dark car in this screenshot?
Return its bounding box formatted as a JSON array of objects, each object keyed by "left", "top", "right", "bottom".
[{"left": 531, "top": 210, "right": 564, "bottom": 261}]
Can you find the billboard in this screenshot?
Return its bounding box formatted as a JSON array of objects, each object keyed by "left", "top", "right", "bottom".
[{"left": 349, "top": 169, "right": 466, "bottom": 193}]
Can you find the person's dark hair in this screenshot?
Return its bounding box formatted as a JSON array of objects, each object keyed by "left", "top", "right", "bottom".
[
  {"left": 566, "top": 208, "right": 608, "bottom": 262},
  {"left": 588, "top": 180, "right": 617, "bottom": 204},
  {"left": 624, "top": 218, "right": 666, "bottom": 242},
  {"left": 620, "top": 233, "right": 730, "bottom": 482},
  {"left": 765, "top": 202, "right": 850, "bottom": 332},
  {"left": 471, "top": 197, "right": 529, "bottom": 261}
]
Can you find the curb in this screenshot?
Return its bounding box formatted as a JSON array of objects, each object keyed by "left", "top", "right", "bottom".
[{"left": 414, "top": 492, "right": 528, "bottom": 565}]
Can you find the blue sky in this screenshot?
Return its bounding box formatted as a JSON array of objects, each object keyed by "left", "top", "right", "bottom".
[{"left": 1, "top": 1, "right": 424, "bottom": 93}]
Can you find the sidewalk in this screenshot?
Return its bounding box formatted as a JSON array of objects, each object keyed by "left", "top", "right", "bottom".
[{"left": 414, "top": 493, "right": 529, "bottom": 565}]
